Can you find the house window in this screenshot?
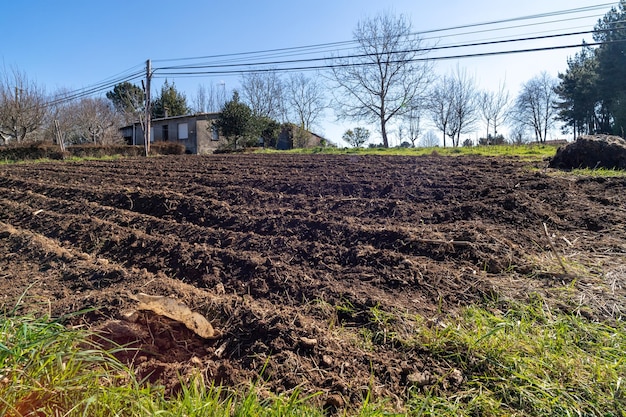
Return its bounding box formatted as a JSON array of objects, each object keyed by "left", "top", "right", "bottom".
[
  {"left": 212, "top": 126, "right": 219, "bottom": 141},
  {"left": 162, "top": 125, "right": 169, "bottom": 141},
  {"left": 178, "top": 123, "right": 188, "bottom": 140}
]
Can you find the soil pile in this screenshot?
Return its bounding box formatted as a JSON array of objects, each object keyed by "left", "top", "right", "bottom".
[
  {"left": 0, "top": 154, "right": 625, "bottom": 408},
  {"left": 549, "top": 134, "right": 626, "bottom": 169}
]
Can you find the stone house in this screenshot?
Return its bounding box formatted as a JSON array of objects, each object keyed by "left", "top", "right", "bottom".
[
  {"left": 120, "top": 113, "right": 226, "bottom": 154},
  {"left": 276, "top": 123, "right": 329, "bottom": 150}
]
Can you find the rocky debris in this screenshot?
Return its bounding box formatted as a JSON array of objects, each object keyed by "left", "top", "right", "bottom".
[{"left": 549, "top": 134, "right": 626, "bottom": 170}]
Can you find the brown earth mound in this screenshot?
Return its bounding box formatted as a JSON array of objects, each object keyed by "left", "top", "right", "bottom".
[
  {"left": 1, "top": 154, "right": 625, "bottom": 409},
  {"left": 549, "top": 134, "right": 626, "bottom": 170}
]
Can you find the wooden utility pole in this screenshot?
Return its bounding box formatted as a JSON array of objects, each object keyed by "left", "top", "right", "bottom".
[
  {"left": 53, "top": 120, "right": 66, "bottom": 154},
  {"left": 144, "top": 59, "right": 152, "bottom": 157}
]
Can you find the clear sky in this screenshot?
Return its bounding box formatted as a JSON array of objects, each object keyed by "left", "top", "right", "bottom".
[{"left": 0, "top": 1, "right": 619, "bottom": 146}]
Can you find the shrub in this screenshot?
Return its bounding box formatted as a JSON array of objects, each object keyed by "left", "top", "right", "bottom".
[
  {"left": 149, "top": 141, "right": 186, "bottom": 155},
  {"left": 0, "top": 142, "right": 66, "bottom": 161},
  {"left": 0, "top": 141, "right": 186, "bottom": 162}
]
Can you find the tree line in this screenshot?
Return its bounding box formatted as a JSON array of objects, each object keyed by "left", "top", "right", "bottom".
[
  {"left": 555, "top": 1, "right": 626, "bottom": 138},
  {"left": 2, "top": 3, "right": 625, "bottom": 148}
]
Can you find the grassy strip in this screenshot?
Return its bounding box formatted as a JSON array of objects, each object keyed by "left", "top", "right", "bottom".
[
  {"left": 2, "top": 298, "right": 625, "bottom": 416},
  {"left": 552, "top": 167, "right": 626, "bottom": 177},
  {"left": 259, "top": 144, "right": 558, "bottom": 160},
  {"left": 0, "top": 155, "right": 126, "bottom": 165}
]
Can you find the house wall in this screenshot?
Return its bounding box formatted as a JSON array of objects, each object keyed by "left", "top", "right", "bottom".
[
  {"left": 277, "top": 124, "right": 326, "bottom": 150},
  {"left": 196, "top": 118, "right": 227, "bottom": 154},
  {"left": 150, "top": 119, "right": 196, "bottom": 153},
  {"left": 120, "top": 113, "right": 225, "bottom": 154}
]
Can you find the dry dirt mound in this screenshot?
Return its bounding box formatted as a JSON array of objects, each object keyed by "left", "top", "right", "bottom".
[
  {"left": 1, "top": 154, "right": 625, "bottom": 408},
  {"left": 550, "top": 134, "right": 626, "bottom": 170}
]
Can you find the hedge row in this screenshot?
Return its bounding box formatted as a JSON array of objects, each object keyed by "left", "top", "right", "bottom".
[{"left": 0, "top": 142, "right": 186, "bottom": 161}]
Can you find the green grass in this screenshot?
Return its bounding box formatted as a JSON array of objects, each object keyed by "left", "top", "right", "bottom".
[
  {"left": 1, "top": 144, "right": 559, "bottom": 164},
  {"left": 555, "top": 167, "right": 626, "bottom": 177},
  {"left": 2, "top": 297, "right": 625, "bottom": 416},
  {"left": 405, "top": 297, "right": 626, "bottom": 416},
  {"left": 0, "top": 155, "right": 124, "bottom": 165},
  {"left": 259, "top": 144, "right": 558, "bottom": 161},
  {"left": 0, "top": 312, "right": 391, "bottom": 416}
]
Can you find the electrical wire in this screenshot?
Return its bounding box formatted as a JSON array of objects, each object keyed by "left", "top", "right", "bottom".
[
  {"left": 150, "top": 3, "right": 615, "bottom": 65},
  {"left": 43, "top": 70, "right": 144, "bottom": 108},
  {"left": 39, "top": 2, "right": 622, "bottom": 104},
  {"left": 152, "top": 40, "right": 624, "bottom": 78},
  {"left": 151, "top": 27, "right": 618, "bottom": 78}
]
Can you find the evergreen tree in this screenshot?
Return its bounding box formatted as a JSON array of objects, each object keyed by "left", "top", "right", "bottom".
[
  {"left": 256, "top": 117, "right": 281, "bottom": 148},
  {"left": 215, "top": 91, "right": 255, "bottom": 147},
  {"left": 106, "top": 82, "right": 144, "bottom": 115},
  {"left": 555, "top": 46, "right": 599, "bottom": 138},
  {"left": 151, "top": 80, "right": 189, "bottom": 119},
  {"left": 593, "top": 1, "right": 626, "bottom": 134}
]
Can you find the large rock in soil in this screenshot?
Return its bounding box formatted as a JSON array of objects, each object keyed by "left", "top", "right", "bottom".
[{"left": 549, "top": 134, "right": 626, "bottom": 170}]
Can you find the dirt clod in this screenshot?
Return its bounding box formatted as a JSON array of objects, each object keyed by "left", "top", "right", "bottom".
[
  {"left": 407, "top": 371, "right": 432, "bottom": 387},
  {"left": 550, "top": 134, "right": 626, "bottom": 170}
]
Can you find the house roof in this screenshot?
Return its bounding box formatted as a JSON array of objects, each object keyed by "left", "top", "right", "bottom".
[{"left": 151, "top": 112, "right": 220, "bottom": 123}]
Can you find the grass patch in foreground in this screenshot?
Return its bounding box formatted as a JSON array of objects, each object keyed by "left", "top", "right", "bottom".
[
  {"left": 1, "top": 298, "right": 624, "bottom": 416},
  {"left": 0, "top": 313, "right": 385, "bottom": 416},
  {"left": 408, "top": 297, "right": 626, "bottom": 416}
]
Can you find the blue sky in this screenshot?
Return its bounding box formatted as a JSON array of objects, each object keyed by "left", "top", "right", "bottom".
[{"left": 0, "top": 1, "right": 618, "bottom": 145}]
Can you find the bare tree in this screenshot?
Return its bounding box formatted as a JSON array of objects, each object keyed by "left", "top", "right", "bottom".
[
  {"left": 76, "top": 97, "right": 122, "bottom": 144},
  {"left": 330, "top": 12, "right": 433, "bottom": 148},
  {"left": 193, "top": 84, "right": 209, "bottom": 113},
  {"left": 428, "top": 68, "right": 479, "bottom": 147},
  {"left": 479, "top": 81, "right": 511, "bottom": 141},
  {"left": 49, "top": 94, "right": 121, "bottom": 145},
  {"left": 513, "top": 72, "right": 559, "bottom": 143},
  {"left": 192, "top": 82, "right": 227, "bottom": 113},
  {"left": 420, "top": 129, "right": 439, "bottom": 147},
  {"left": 46, "top": 88, "right": 78, "bottom": 146},
  {"left": 0, "top": 68, "right": 47, "bottom": 144},
  {"left": 449, "top": 67, "right": 479, "bottom": 147},
  {"left": 509, "top": 124, "right": 531, "bottom": 145},
  {"left": 428, "top": 75, "right": 455, "bottom": 148},
  {"left": 284, "top": 73, "right": 325, "bottom": 130},
  {"left": 240, "top": 71, "right": 285, "bottom": 121},
  {"left": 399, "top": 105, "right": 422, "bottom": 147}
]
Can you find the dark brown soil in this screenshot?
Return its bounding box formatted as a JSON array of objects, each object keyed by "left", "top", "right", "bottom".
[
  {"left": 550, "top": 134, "right": 626, "bottom": 170},
  {"left": 1, "top": 154, "right": 625, "bottom": 407}
]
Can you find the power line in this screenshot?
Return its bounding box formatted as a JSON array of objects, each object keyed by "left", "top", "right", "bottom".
[
  {"left": 430, "top": 13, "right": 604, "bottom": 46},
  {"left": 154, "top": 14, "right": 605, "bottom": 72},
  {"left": 152, "top": 28, "right": 615, "bottom": 77},
  {"left": 40, "top": 2, "right": 622, "bottom": 103},
  {"left": 418, "top": 3, "right": 616, "bottom": 36},
  {"left": 152, "top": 40, "right": 618, "bottom": 78},
  {"left": 151, "top": 3, "right": 615, "bottom": 65},
  {"left": 43, "top": 70, "right": 144, "bottom": 108}
]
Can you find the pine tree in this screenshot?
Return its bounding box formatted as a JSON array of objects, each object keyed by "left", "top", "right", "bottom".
[{"left": 151, "top": 80, "right": 189, "bottom": 119}]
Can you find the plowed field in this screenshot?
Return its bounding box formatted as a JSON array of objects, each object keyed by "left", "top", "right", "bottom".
[{"left": 1, "top": 154, "right": 625, "bottom": 407}]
